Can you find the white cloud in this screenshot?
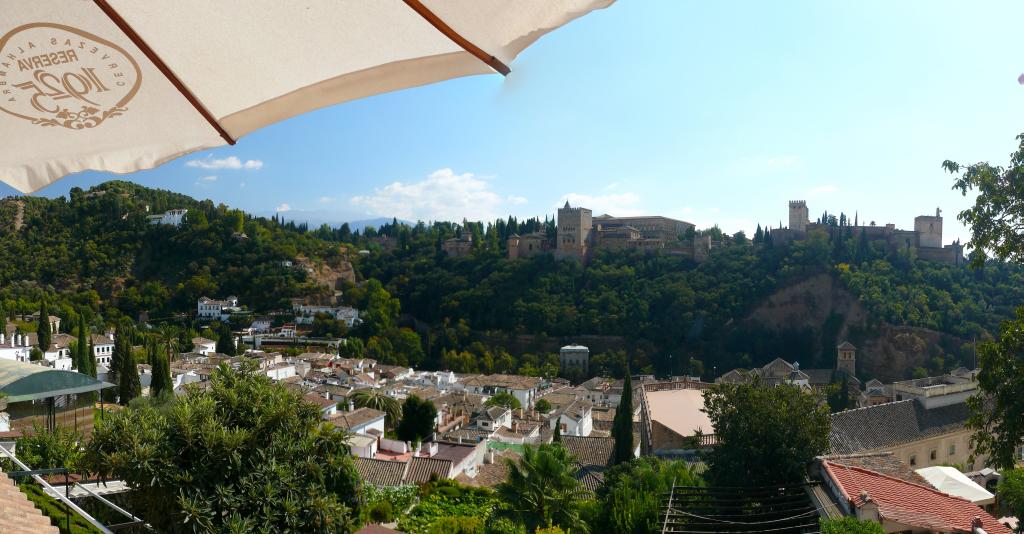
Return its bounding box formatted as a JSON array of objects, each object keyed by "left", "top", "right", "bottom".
[
  {"left": 239, "top": 182, "right": 246, "bottom": 188},
  {"left": 275, "top": 203, "right": 291, "bottom": 212},
  {"left": 350, "top": 168, "right": 524, "bottom": 221},
  {"left": 318, "top": 196, "right": 336, "bottom": 204},
  {"left": 200, "top": 175, "right": 217, "bottom": 182},
  {"left": 186, "top": 156, "right": 263, "bottom": 170},
  {"left": 557, "top": 191, "right": 642, "bottom": 217}
]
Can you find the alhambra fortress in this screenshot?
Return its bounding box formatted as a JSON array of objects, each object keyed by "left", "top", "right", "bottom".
[{"left": 441, "top": 200, "right": 965, "bottom": 265}]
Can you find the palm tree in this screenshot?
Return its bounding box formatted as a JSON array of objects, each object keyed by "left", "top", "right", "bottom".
[
  {"left": 496, "top": 443, "right": 590, "bottom": 532},
  {"left": 157, "top": 325, "right": 179, "bottom": 364},
  {"left": 349, "top": 389, "right": 401, "bottom": 427}
]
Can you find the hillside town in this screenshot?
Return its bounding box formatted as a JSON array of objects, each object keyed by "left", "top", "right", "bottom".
[{"left": 2, "top": 1, "right": 1024, "bottom": 533}]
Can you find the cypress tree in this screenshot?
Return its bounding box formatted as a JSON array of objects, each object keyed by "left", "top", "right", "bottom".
[
  {"left": 553, "top": 421, "right": 562, "bottom": 443},
  {"left": 148, "top": 340, "right": 170, "bottom": 397},
  {"left": 117, "top": 325, "right": 140, "bottom": 405},
  {"left": 76, "top": 314, "right": 89, "bottom": 373},
  {"left": 36, "top": 301, "right": 51, "bottom": 354},
  {"left": 612, "top": 372, "right": 634, "bottom": 465}
]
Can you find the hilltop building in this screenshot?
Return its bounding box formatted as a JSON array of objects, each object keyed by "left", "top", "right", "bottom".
[
  {"left": 442, "top": 234, "right": 474, "bottom": 257},
  {"left": 147, "top": 208, "right": 188, "bottom": 226},
  {"left": 775, "top": 201, "right": 965, "bottom": 265},
  {"left": 559, "top": 344, "right": 590, "bottom": 375},
  {"left": 508, "top": 202, "right": 699, "bottom": 262}
]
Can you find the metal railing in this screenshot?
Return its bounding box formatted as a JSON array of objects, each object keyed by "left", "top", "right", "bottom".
[{"left": 0, "top": 443, "right": 149, "bottom": 532}]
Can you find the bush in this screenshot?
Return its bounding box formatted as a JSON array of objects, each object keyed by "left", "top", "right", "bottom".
[
  {"left": 15, "top": 423, "right": 83, "bottom": 472},
  {"left": 398, "top": 481, "right": 498, "bottom": 534},
  {"left": 367, "top": 501, "right": 394, "bottom": 523},
  {"left": 427, "top": 516, "right": 485, "bottom": 534},
  {"left": 819, "top": 517, "right": 885, "bottom": 534}
]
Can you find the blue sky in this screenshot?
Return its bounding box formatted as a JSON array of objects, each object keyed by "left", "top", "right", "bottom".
[{"left": 13, "top": 1, "right": 1024, "bottom": 246}]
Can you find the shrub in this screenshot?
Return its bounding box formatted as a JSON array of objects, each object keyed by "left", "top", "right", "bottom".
[
  {"left": 367, "top": 500, "right": 394, "bottom": 523},
  {"left": 819, "top": 517, "right": 885, "bottom": 534}
]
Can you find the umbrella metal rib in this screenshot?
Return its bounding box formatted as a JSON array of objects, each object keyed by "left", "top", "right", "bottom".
[
  {"left": 402, "top": 0, "right": 512, "bottom": 76},
  {"left": 92, "top": 0, "right": 237, "bottom": 145}
]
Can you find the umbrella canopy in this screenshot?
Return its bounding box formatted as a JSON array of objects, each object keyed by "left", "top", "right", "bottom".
[{"left": 0, "top": 0, "right": 612, "bottom": 193}]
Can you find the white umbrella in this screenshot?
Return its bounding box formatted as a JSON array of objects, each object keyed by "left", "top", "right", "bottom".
[{"left": 0, "top": 0, "right": 613, "bottom": 193}]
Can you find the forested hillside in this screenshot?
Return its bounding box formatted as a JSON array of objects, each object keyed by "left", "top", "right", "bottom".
[
  {"left": 347, "top": 219, "right": 1024, "bottom": 381},
  {"left": 3, "top": 181, "right": 1022, "bottom": 383},
  {"left": 0, "top": 181, "right": 341, "bottom": 324}
]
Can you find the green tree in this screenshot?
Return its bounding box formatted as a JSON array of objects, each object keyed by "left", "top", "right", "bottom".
[
  {"left": 943, "top": 133, "right": 1024, "bottom": 265},
  {"left": 29, "top": 347, "right": 43, "bottom": 361},
  {"left": 819, "top": 517, "right": 885, "bottom": 534},
  {"left": 612, "top": 373, "right": 634, "bottom": 465},
  {"left": 534, "top": 398, "right": 552, "bottom": 414},
  {"left": 596, "top": 457, "right": 702, "bottom": 534},
  {"left": 36, "top": 301, "right": 51, "bottom": 353},
  {"left": 350, "top": 388, "right": 402, "bottom": 427},
  {"left": 396, "top": 394, "right": 437, "bottom": 443},
  {"left": 485, "top": 391, "right": 521, "bottom": 411},
  {"left": 496, "top": 444, "right": 589, "bottom": 532},
  {"left": 997, "top": 469, "right": 1024, "bottom": 533},
  {"left": 15, "top": 423, "right": 83, "bottom": 471},
  {"left": 215, "top": 323, "right": 236, "bottom": 356},
  {"left": 85, "top": 363, "right": 360, "bottom": 533},
  {"left": 114, "top": 321, "right": 140, "bottom": 405},
  {"left": 703, "top": 381, "right": 830, "bottom": 487},
  {"left": 967, "top": 308, "right": 1024, "bottom": 469},
  {"left": 75, "top": 313, "right": 89, "bottom": 373},
  {"left": 149, "top": 340, "right": 172, "bottom": 398}
]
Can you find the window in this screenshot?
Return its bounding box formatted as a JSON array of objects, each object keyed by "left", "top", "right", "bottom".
[
  {"left": 909, "top": 455, "right": 917, "bottom": 466},
  {"left": 948, "top": 444, "right": 956, "bottom": 456},
  {"left": 930, "top": 450, "right": 937, "bottom": 461}
]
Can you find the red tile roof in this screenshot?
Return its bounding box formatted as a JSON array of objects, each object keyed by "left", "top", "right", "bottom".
[{"left": 823, "top": 460, "right": 1012, "bottom": 534}]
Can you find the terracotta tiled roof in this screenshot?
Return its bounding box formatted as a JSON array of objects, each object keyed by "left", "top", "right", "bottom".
[
  {"left": 823, "top": 461, "right": 1012, "bottom": 534},
  {"left": 455, "top": 451, "right": 521, "bottom": 488},
  {"left": 822, "top": 452, "right": 928, "bottom": 485},
  {"left": 329, "top": 408, "right": 385, "bottom": 431},
  {"left": 354, "top": 458, "right": 407, "bottom": 487},
  {"left": 302, "top": 393, "right": 338, "bottom": 409},
  {"left": 829, "top": 400, "right": 970, "bottom": 454},
  {"left": 0, "top": 470, "right": 60, "bottom": 534},
  {"left": 561, "top": 436, "right": 615, "bottom": 492},
  {"left": 403, "top": 457, "right": 453, "bottom": 484}
]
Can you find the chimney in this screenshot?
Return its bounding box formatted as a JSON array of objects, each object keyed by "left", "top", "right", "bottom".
[
  {"left": 972, "top": 516, "right": 985, "bottom": 534},
  {"left": 0, "top": 333, "right": 5, "bottom": 344},
  {"left": 347, "top": 400, "right": 354, "bottom": 412},
  {"left": 486, "top": 450, "right": 495, "bottom": 464}
]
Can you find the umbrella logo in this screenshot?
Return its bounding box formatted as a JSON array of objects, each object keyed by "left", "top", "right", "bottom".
[{"left": 0, "top": 23, "right": 142, "bottom": 130}]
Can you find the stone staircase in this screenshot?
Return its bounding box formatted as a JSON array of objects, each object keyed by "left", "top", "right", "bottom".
[{"left": 0, "top": 470, "right": 59, "bottom": 534}]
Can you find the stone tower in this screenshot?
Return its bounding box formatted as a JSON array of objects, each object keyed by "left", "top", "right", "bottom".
[
  {"left": 506, "top": 233, "right": 521, "bottom": 260},
  {"left": 555, "top": 201, "right": 592, "bottom": 261},
  {"left": 913, "top": 208, "right": 942, "bottom": 249},
  {"left": 788, "top": 200, "right": 809, "bottom": 232},
  {"left": 836, "top": 341, "right": 856, "bottom": 376}
]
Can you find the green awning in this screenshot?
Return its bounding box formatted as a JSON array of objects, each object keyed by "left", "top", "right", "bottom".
[{"left": 0, "top": 359, "right": 113, "bottom": 402}]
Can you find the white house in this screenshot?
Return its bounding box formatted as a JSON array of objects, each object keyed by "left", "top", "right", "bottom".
[
  {"left": 475, "top": 407, "right": 512, "bottom": 431},
  {"left": 293, "top": 304, "right": 361, "bottom": 327},
  {"left": 192, "top": 337, "right": 217, "bottom": 356},
  {"left": 249, "top": 317, "right": 272, "bottom": 333},
  {"left": 329, "top": 407, "right": 387, "bottom": 458},
  {"left": 91, "top": 334, "right": 115, "bottom": 366},
  {"left": 0, "top": 333, "right": 33, "bottom": 363},
  {"left": 197, "top": 296, "right": 240, "bottom": 321},
  {"left": 457, "top": 374, "right": 543, "bottom": 409},
  {"left": 277, "top": 324, "right": 296, "bottom": 338},
  {"left": 556, "top": 400, "right": 594, "bottom": 437},
  {"left": 148, "top": 208, "right": 188, "bottom": 226}
]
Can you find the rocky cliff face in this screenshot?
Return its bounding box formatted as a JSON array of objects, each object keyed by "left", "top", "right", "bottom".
[{"left": 742, "top": 273, "right": 966, "bottom": 382}]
